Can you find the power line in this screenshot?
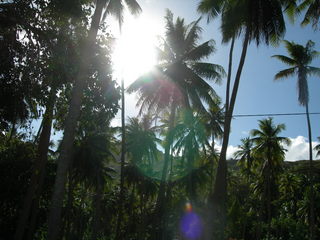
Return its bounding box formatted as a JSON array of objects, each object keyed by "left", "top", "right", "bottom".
[
  {"left": 113, "top": 112, "right": 320, "bottom": 119},
  {"left": 232, "top": 112, "right": 320, "bottom": 118}
]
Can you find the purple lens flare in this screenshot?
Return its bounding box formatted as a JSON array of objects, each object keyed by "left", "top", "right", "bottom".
[{"left": 180, "top": 211, "right": 203, "bottom": 239}]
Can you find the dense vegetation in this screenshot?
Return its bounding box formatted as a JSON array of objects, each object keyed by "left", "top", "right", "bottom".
[{"left": 0, "top": 0, "right": 319, "bottom": 240}]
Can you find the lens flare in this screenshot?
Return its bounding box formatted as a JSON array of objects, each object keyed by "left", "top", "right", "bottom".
[
  {"left": 185, "top": 202, "right": 192, "bottom": 212},
  {"left": 180, "top": 204, "right": 202, "bottom": 239}
]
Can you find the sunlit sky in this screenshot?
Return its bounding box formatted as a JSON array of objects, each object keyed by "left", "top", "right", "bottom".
[{"left": 109, "top": 0, "right": 320, "bottom": 161}]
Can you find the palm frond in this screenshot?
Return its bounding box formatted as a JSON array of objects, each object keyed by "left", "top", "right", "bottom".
[
  {"left": 308, "top": 66, "right": 320, "bottom": 77},
  {"left": 300, "top": 0, "right": 320, "bottom": 29},
  {"left": 282, "top": 0, "right": 300, "bottom": 23},
  {"left": 184, "top": 17, "right": 202, "bottom": 51},
  {"left": 188, "top": 62, "right": 226, "bottom": 84},
  {"left": 274, "top": 67, "right": 296, "bottom": 80},
  {"left": 197, "top": 0, "right": 223, "bottom": 22},
  {"left": 183, "top": 40, "right": 215, "bottom": 61},
  {"left": 104, "top": 0, "right": 124, "bottom": 28},
  {"left": 124, "top": 0, "right": 142, "bottom": 15},
  {"left": 271, "top": 55, "right": 297, "bottom": 66}
]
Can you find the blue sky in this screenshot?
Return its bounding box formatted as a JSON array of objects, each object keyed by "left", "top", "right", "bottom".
[{"left": 112, "top": 0, "right": 320, "bottom": 160}]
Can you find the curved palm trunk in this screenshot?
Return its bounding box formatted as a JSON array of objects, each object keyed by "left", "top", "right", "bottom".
[
  {"left": 14, "top": 88, "right": 56, "bottom": 240},
  {"left": 225, "top": 36, "right": 235, "bottom": 111},
  {"left": 115, "top": 78, "right": 126, "bottom": 240},
  {"left": 153, "top": 102, "right": 176, "bottom": 240},
  {"left": 306, "top": 102, "right": 315, "bottom": 240},
  {"left": 47, "top": 2, "right": 105, "bottom": 239},
  {"left": 208, "top": 31, "right": 249, "bottom": 240}
]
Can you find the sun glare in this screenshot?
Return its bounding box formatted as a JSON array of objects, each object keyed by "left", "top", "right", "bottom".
[{"left": 112, "top": 14, "right": 161, "bottom": 86}]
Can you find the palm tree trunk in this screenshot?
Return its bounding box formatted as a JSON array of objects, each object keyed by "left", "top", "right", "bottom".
[
  {"left": 115, "top": 78, "right": 126, "bottom": 240},
  {"left": 91, "top": 182, "right": 103, "bottom": 240},
  {"left": 64, "top": 174, "right": 76, "bottom": 240},
  {"left": 14, "top": 88, "right": 56, "bottom": 240},
  {"left": 306, "top": 102, "right": 315, "bottom": 240},
  {"left": 266, "top": 160, "right": 272, "bottom": 239},
  {"left": 208, "top": 30, "right": 249, "bottom": 240},
  {"left": 47, "top": 2, "right": 105, "bottom": 239},
  {"left": 153, "top": 102, "right": 176, "bottom": 240},
  {"left": 225, "top": 36, "right": 235, "bottom": 111}
]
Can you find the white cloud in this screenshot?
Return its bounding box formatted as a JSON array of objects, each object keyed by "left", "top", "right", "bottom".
[
  {"left": 227, "top": 145, "right": 240, "bottom": 159},
  {"left": 215, "top": 144, "right": 240, "bottom": 159},
  {"left": 285, "top": 136, "right": 319, "bottom": 161},
  {"left": 215, "top": 136, "right": 319, "bottom": 162}
]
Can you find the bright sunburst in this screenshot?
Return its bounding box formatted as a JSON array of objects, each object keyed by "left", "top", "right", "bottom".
[{"left": 112, "top": 14, "right": 161, "bottom": 86}]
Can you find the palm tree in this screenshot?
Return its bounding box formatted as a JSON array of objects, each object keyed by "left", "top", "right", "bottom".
[
  {"left": 251, "top": 118, "right": 291, "bottom": 237},
  {"left": 126, "top": 115, "right": 160, "bottom": 173},
  {"left": 203, "top": 98, "right": 224, "bottom": 154},
  {"left": 171, "top": 110, "right": 208, "bottom": 201},
  {"left": 273, "top": 40, "right": 320, "bottom": 240},
  {"left": 128, "top": 9, "right": 225, "bottom": 239},
  {"left": 199, "top": 1, "right": 286, "bottom": 239},
  {"left": 314, "top": 137, "right": 320, "bottom": 157},
  {"left": 234, "top": 137, "right": 254, "bottom": 179},
  {"left": 47, "top": 1, "right": 141, "bottom": 239}
]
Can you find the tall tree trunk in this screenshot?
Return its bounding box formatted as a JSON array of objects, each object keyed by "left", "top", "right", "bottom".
[
  {"left": 153, "top": 102, "right": 177, "bottom": 240},
  {"left": 47, "top": 2, "right": 105, "bottom": 239},
  {"left": 208, "top": 31, "right": 249, "bottom": 240},
  {"left": 225, "top": 36, "right": 235, "bottom": 111},
  {"left": 266, "top": 156, "right": 272, "bottom": 239},
  {"left": 91, "top": 182, "right": 103, "bottom": 240},
  {"left": 14, "top": 88, "right": 56, "bottom": 240},
  {"left": 115, "top": 78, "right": 126, "bottom": 240},
  {"left": 306, "top": 102, "right": 315, "bottom": 240},
  {"left": 64, "top": 174, "right": 76, "bottom": 240}
]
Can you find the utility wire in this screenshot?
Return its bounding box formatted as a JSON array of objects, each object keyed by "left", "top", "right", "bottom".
[
  {"left": 231, "top": 112, "right": 320, "bottom": 118},
  {"left": 113, "top": 112, "right": 320, "bottom": 119}
]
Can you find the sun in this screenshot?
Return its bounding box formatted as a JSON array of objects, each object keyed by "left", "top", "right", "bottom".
[{"left": 112, "top": 13, "right": 161, "bottom": 86}]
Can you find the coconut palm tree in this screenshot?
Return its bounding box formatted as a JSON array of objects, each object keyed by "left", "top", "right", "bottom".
[
  {"left": 128, "top": 9, "right": 225, "bottom": 239},
  {"left": 126, "top": 115, "right": 160, "bottom": 171},
  {"left": 199, "top": 1, "right": 286, "bottom": 239},
  {"left": 234, "top": 137, "right": 254, "bottom": 179},
  {"left": 273, "top": 40, "right": 320, "bottom": 240},
  {"left": 47, "top": 1, "right": 141, "bottom": 239},
  {"left": 250, "top": 118, "right": 291, "bottom": 237},
  {"left": 171, "top": 110, "right": 207, "bottom": 201},
  {"left": 203, "top": 98, "right": 224, "bottom": 154}
]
